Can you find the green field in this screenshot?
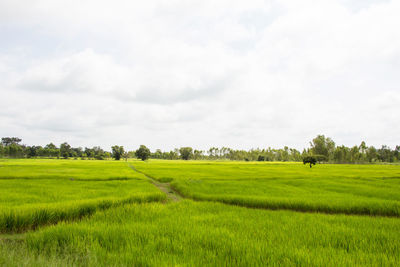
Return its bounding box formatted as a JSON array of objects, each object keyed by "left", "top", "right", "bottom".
[
  {"left": 0, "top": 160, "right": 165, "bottom": 233},
  {"left": 134, "top": 160, "right": 400, "bottom": 216},
  {"left": 1, "top": 159, "right": 400, "bottom": 266}
]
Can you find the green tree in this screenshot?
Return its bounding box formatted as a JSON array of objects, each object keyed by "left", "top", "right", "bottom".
[
  {"left": 179, "top": 147, "right": 193, "bottom": 160},
  {"left": 111, "top": 145, "right": 124, "bottom": 160},
  {"left": 366, "top": 146, "right": 377, "bottom": 162},
  {"left": 310, "top": 135, "right": 335, "bottom": 161},
  {"left": 60, "top": 142, "right": 71, "bottom": 159},
  {"left": 303, "top": 156, "right": 317, "bottom": 168},
  {"left": 135, "top": 145, "right": 151, "bottom": 161},
  {"left": 44, "top": 143, "right": 59, "bottom": 157},
  {"left": 1, "top": 137, "right": 22, "bottom": 146}
]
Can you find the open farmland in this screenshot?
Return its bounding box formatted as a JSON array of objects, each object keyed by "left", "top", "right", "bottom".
[
  {"left": 1, "top": 159, "right": 400, "bottom": 266},
  {"left": 0, "top": 159, "right": 165, "bottom": 233},
  {"left": 134, "top": 160, "right": 400, "bottom": 216}
]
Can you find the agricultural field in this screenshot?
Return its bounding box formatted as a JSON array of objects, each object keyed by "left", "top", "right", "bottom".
[
  {"left": 135, "top": 160, "right": 400, "bottom": 216},
  {"left": 1, "top": 159, "right": 400, "bottom": 266},
  {"left": 0, "top": 159, "right": 165, "bottom": 233}
]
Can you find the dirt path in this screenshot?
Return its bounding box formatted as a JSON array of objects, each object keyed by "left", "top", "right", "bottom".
[{"left": 128, "top": 164, "right": 182, "bottom": 202}]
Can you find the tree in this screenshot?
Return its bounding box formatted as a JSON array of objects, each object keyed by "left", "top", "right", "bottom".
[
  {"left": 111, "top": 145, "right": 124, "bottom": 160},
  {"left": 0, "top": 144, "right": 4, "bottom": 157},
  {"left": 193, "top": 150, "right": 204, "bottom": 160},
  {"left": 92, "top": 146, "right": 105, "bottom": 160},
  {"left": 1, "top": 137, "right": 22, "bottom": 146},
  {"left": 303, "top": 156, "right": 317, "bottom": 168},
  {"left": 310, "top": 135, "right": 335, "bottom": 161},
  {"left": 44, "top": 143, "right": 59, "bottom": 158},
  {"left": 135, "top": 145, "right": 150, "bottom": 161},
  {"left": 366, "top": 146, "right": 377, "bottom": 162},
  {"left": 394, "top": 145, "right": 400, "bottom": 162},
  {"left": 27, "top": 146, "right": 42, "bottom": 158},
  {"left": 60, "top": 142, "right": 71, "bottom": 159},
  {"left": 179, "top": 147, "right": 193, "bottom": 160}
]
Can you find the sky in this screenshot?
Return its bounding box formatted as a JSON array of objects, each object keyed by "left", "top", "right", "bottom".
[{"left": 0, "top": 0, "right": 399, "bottom": 151}]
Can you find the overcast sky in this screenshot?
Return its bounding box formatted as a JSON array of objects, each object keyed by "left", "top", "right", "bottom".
[{"left": 1, "top": 0, "right": 399, "bottom": 151}]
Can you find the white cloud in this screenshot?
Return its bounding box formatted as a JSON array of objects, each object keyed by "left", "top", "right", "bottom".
[{"left": 0, "top": 0, "right": 399, "bottom": 150}]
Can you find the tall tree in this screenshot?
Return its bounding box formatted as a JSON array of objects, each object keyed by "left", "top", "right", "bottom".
[
  {"left": 135, "top": 145, "right": 151, "bottom": 161},
  {"left": 179, "top": 147, "right": 193, "bottom": 160},
  {"left": 310, "top": 135, "right": 335, "bottom": 161},
  {"left": 111, "top": 145, "right": 124, "bottom": 160},
  {"left": 1, "top": 137, "right": 22, "bottom": 146},
  {"left": 60, "top": 142, "right": 71, "bottom": 159}
]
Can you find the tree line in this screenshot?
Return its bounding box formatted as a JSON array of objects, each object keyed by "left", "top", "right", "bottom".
[{"left": 0, "top": 136, "right": 399, "bottom": 163}]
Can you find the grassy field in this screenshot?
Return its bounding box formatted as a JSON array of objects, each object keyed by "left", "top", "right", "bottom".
[
  {"left": 134, "top": 160, "right": 400, "bottom": 216},
  {"left": 1, "top": 159, "right": 400, "bottom": 266},
  {"left": 0, "top": 159, "right": 165, "bottom": 233},
  {"left": 2, "top": 201, "right": 400, "bottom": 266},
  {"left": 0, "top": 159, "right": 142, "bottom": 180}
]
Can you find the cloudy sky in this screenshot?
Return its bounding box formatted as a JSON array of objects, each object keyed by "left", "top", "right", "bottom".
[{"left": 1, "top": 0, "right": 399, "bottom": 151}]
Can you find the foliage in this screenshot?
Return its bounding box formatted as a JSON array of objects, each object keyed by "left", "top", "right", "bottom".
[
  {"left": 179, "top": 147, "right": 193, "bottom": 160},
  {"left": 111, "top": 145, "right": 124, "bottom": 160},
  {"left": 310, "top": 135, "right": 335, "bottom": 161},
  {"left": 60, "top": 142, "right": 71, "bottom": 159},
  {"left": 135, "top": 145, "right": 151, "bottom": 161},
  {"left": 303, "top": 155, "right": 317, "bottom": 167},
  {"left": 0, "top": 136, "right": 399, "bottom": 163},
  {"left": 1, "top": 137, "right": 22, "bottom": 146}
]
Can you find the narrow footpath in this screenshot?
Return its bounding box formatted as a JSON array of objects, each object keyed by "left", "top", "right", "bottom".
[{"left": 128, "top": 164, "right": 182, "bottom": 202}]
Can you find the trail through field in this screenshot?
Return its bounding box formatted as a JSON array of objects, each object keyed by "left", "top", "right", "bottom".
[{"left": 128, "top": 164, "right": 182, "bottom": 202}]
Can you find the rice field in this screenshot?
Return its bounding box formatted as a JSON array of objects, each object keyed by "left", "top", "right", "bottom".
[
  {"left": 0, "top": 159, "right": 164, "bottom": 233},
  {"left": 134, "top": 160, "right": 400, "bottom": 216},
  {"left": 1, "top": 159, "right": 399, "bottom": 266}
]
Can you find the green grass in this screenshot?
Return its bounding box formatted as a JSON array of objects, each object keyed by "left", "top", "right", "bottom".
[
  {"left": 1, "top": 159, "right": 400, "bottom": 266},
  {"left": 134, "top": 160, "right": 400, "bottom": 216},
  {"left": 0, "top": 159, "right": 165, "bottom": 233},
  {"left": 1, "top": 201, "right": 398, "bottom": 266},
  {"left": 0, "top": 159, "right": 143, "bottom": 180}
]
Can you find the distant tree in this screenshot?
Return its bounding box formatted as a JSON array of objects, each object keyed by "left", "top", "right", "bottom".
[
  {"left": 257, "top": 155, "right": 265, "bottom": 161},
  {"left": 303, "top": 156, "right": 317, "bottom": 168},
  {"left": 0, "top": 144, "right": 4, "bottom": 157},
  {"left": 179, "top": 147, "right": 193, "bottom": 160},
  {"left": 314, "top": 154, "right": 328, "bottom": 163},
  {"left": 27, "top": 146, "right": 42, "bottom": 158},
  {"left": 135, "top": 145, "right": 151, "bottom": 161},
  {"left": 333, "top": 145, "right": 349, "bottom": 163},
  {"left": 111, "top": 145, "right": 124, "bottom": 160},
  {"left": 60, "top": 142, "right": 71, "bottom": 159},
  {"left": 366, "top": 146, "right": 377, "bottom": 163},
  {"left": 1, "top": 137, "right": 22, "bottom": 146},
  {"left": 44, "top": 143, "right": 59, "bottom": 157},
  {"left": 394, "top": 145, "right": 400, "bottom": 162},
  {"left": 193, "top": 149, "right": 204, "bottom": 160},
  {"left": 310, "top": 135, "right": 335, "bottom": 161},
  {"left": 378, "top": 145, "right": 394, "bottom": 162},
  {"left": 153, "top": 149, "right": 163, "bottom": 159},
  {"left": 93, "top": 146, "right": 105, "bottom": 160},
  {"left": 166, "top": 150, "right": 179, "bottom": 160}
]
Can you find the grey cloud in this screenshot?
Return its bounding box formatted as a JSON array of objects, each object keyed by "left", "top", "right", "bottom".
[{"left": 1, "top": 0, "right": 400, "bottom": 150}]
